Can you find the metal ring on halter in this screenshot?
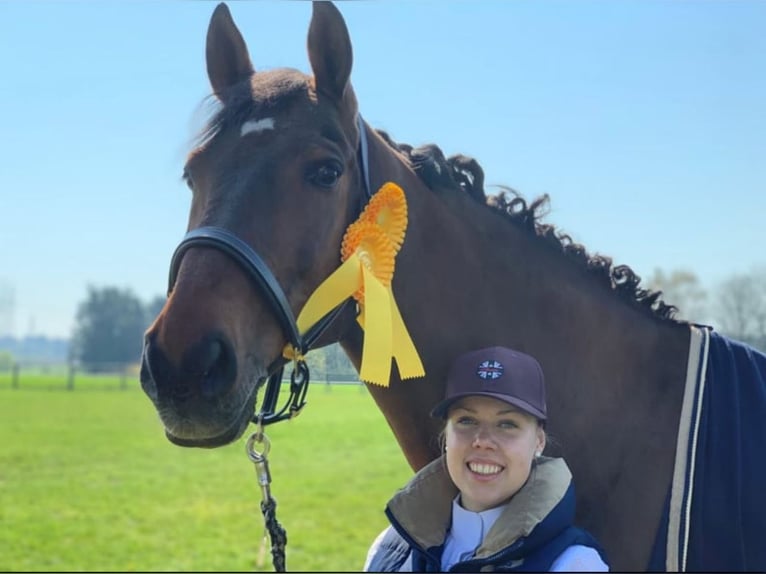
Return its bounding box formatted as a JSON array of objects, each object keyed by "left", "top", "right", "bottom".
[
  {"left": 247, "top": 431, "right": 271, "bottom": 463},
  {"left": 246, "top": 413, "right": 270, "bottom": 463}
]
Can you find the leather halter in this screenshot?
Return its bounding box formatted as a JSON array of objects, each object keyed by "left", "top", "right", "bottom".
[{"left": 167, "top": 115, "right": 373, "bottom": 425}]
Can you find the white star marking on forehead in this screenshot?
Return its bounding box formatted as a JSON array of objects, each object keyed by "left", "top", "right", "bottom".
[{"left": 240, "top": 117, "right": 276, "bottom": 137}]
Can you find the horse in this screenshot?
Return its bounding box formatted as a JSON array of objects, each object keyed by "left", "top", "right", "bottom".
[{"left": 139, "top": 2, "right": 766, "bottom": 571}]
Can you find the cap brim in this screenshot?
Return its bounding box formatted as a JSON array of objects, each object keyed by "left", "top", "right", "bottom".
[{"left": 430, "top": 392, "right": 547, "bottom": 421}]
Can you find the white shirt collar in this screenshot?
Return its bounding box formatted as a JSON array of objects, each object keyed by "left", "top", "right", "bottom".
[{"left": 441, "top": 495, "right": 509, "bottom": 569}]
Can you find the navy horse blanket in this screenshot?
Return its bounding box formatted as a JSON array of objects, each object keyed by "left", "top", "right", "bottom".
[{"left": 650, "top": 325, "right": 766, "bottom": 571}]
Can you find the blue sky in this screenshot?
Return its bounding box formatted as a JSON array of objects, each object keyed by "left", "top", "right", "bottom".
[{"left": 1, "top": 1, "right": 764, "bottom": 338}]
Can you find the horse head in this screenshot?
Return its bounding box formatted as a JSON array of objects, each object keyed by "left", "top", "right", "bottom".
[{"left": 141, "top": 2, "right": 367, "bottom": 447}]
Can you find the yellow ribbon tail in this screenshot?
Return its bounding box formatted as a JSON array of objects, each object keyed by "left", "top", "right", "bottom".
[
  {"left": 356, "top": 287, "right": 424, "bottom": 384},
  {"left": 358, "top": 266, "right": 393, "bottom": 386},
  {"left": 389, "top": 292, "right": 425, "bottom": 379},
  {"left": 282, "top": 255, "right": 362, "bottom": 360}
]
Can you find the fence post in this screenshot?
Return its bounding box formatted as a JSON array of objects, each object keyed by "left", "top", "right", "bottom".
[
  {"left": 67, "top": 363, "right": 75, "bottom": 391},
  {"left": 325, "top": 372, "right": 331, "bottom": 392},
  {"left": 12, "top": 363, "right": 20, "bottom": 389}
]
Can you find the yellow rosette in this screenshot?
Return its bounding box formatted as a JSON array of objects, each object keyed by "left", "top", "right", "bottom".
[
  {"left": 356, "top": 182, "right": 408, "bottom": 250},
  {"left": 341, "top": 220, "right": 395, "bottom": 302},
  {"left": 285, "top": 182, "right": 424, "bottom": 386}
]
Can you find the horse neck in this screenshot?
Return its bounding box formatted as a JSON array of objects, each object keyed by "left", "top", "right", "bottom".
[
  {"left": 344, "top": 126, "right": 689, "bottom": 473},
  {"left": 379, "top": 135, "right": 683, "bottom": 367}
]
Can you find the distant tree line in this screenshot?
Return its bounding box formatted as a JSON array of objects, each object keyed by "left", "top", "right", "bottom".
[
  {"left": 0, "top": 335, "right": 68, "bottom": 362},
  {"left": 69, "top": 286, "right": 165, "bottom": 372},
  {"left": 647, "top": 265, "right": 766, "bottom": 351}
]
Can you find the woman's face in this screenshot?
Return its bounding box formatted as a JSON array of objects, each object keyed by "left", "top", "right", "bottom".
[{"left": 445, "top": 395, "right": 545, "bottom": 512}]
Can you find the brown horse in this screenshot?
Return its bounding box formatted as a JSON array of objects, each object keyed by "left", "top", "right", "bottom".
[{"left": 140, "top": 2, "right": 766, "bottom": 571}]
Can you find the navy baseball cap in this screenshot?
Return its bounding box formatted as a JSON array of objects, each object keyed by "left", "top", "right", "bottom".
[{"left": 430, "top": 346, "right": 547, "bottom": 420}]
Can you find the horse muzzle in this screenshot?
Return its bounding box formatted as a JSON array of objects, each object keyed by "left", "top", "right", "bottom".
[{"left": 140, "top": 331, "right": 262, "bottom": 447}]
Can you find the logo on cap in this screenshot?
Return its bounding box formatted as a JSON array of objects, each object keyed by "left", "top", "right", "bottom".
[{"left": 476, "top": 360, "right": 504, "bottom": 380}]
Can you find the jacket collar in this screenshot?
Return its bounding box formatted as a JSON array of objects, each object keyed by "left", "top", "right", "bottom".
[{"left": 386, "top": 456, "right": 572, "bottom": 559}]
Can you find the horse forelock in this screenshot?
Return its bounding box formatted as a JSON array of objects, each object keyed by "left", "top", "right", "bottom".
[
  {"left": 376, "top": 130, "right": 680, "bottom": 324},
  {"left": 195, "top": 69, "right": 312, "bottom": 149},
  {"left": 193, "top": 68, "right": 361, "bottom": 161}
]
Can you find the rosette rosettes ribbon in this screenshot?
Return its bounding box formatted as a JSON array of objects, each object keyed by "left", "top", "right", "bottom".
[{"left": 283, "top": 182, "right": 424, "bottom": 386}]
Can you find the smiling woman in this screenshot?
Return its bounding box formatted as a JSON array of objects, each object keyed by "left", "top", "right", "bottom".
[{"left": 365, "top": 346, "right": 609, "bottom": 572}]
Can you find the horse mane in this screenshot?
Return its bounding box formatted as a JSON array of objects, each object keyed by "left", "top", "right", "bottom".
[{"left": 375, "top": 129, "right": 681, "bottom": 323}]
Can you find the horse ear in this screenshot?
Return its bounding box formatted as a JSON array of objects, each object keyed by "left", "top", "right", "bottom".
[
  {"left": 206, "top": 3, "right": 254, "bottom": 100},
  {"left": 307, "top": 1, "right": 353, "bottom": 101}
]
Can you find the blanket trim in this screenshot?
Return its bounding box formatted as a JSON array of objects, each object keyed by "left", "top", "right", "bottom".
[{"left": 666, "top": 324, "right": 710, "bottom": 571}]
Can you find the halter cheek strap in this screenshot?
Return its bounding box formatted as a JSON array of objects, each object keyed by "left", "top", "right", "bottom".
[{"left": 357, "top": 114, "right": 372, "bottom": 199}]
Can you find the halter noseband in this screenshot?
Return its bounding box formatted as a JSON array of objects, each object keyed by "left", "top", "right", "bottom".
[{"left": 166, "top": 115, "right": 373, "bottom": 425}]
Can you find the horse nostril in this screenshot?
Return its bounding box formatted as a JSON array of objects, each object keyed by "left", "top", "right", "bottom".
[
  {"left": 139, "top": 346, "right": 158, "bottom": 401},
  {"left": 200, "top": 338, "right": 222, "bottom": 374},
  {"left": 141, "top": 335, "right": 178, "bottom": 401},
  {"left": 194, "top": 335, "right": 237, "bottom": 399},
  {"left": 143, "top": 333, "right": 237, "bottom": 402}
]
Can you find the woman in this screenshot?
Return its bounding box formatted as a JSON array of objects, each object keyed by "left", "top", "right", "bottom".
[{"left": 364, "top": 346, "right": 609, "bottom": 572}]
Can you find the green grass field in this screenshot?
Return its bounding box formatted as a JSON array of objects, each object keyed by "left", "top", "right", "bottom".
[{"left": 0, "top": 378, "right": 414, "bottom": 571}]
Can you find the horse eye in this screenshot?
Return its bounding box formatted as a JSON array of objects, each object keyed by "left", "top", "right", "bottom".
[
  {"left": 182, "top": 169, "right": 195, "bottom": 192},
  {"left": 308, "top": 161, "right": 343, "bottom": 188}
]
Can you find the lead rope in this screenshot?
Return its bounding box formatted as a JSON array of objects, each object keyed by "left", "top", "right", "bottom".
[{"left": 246, "top": 418, "right": 287, "bottom": 572}]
